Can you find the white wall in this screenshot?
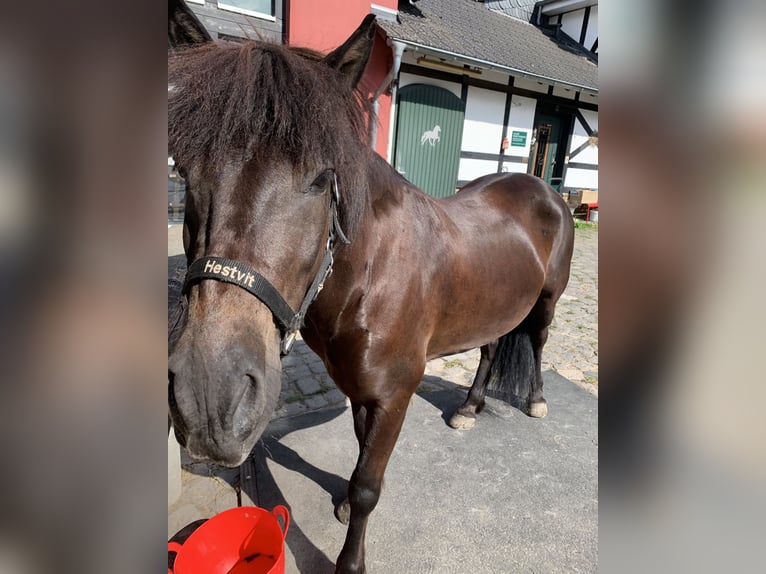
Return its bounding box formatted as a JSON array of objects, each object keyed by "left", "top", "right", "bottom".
[
  {"left": 457, "top": 86, "right": 506, "bottom": 182},
  {"left": 500, "top": 160, "right": 528, "bottom": 174},
  {"left": 564, "top": 108, "right": 598, "bottom": 189},
  {"left": 568, "top": 109, "right": 598, "bottom": 164},
  {"left": 568, "top": 138, "right": 598, "bottom": 164},
  {"left": 561, "top": 8, "right": 586, "bottom": 43},
  {"left": 459, "top": 158, "right": 499, "bottom": 182},
  {"left": 505, "top": 95, "right": 537, "bottom": 158},
  {"left": 571, "top": 109, "right": 598, "bottom": 139},
  {"left": 563, "top": 167, "right": 597, "bottom": 189},
  {"left": 585, "top": 5, "right": 598, "bottom": 49},
  {"left": 460, "top": 86, "right": 506, "bottom": 153},
  {"left": 560, "top": 6, "right": 597, "bottom": 48}
]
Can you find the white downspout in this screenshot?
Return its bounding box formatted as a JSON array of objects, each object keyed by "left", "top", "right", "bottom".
[{"left": 370, "top": 39, "right": 405, "bottom": 161}]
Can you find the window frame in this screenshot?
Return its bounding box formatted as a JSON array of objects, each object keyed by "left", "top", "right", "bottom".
[{"left": 218, "top": 1, "right": 276, "bottom": 22}]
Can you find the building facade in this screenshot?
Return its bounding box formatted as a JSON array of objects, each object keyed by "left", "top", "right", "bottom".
[
  {"left": 372, "top": 0, "right": 598, "bottom": 200},
  {"left": 182, "top": 0, "right": 285, "bottom": 42},
  {"left": 171, "top": 0, "right": 598, "bottom": 220}
]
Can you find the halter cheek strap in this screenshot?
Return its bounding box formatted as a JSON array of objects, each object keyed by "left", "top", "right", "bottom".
[{"left": 182, "top": 171, "right": 350, "bottom": 356}]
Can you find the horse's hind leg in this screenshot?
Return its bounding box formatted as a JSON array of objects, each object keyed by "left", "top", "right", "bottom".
[
  {"left": 448, "top": 341, "right": 498, "bottom": 430},
  {"left": 525, "top": 294, "right": 558, "bottom": 418}
]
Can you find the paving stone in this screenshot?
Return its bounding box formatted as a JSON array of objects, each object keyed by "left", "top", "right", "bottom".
[
  {"left": 304, "top": 394, "right": 329, "bottom": 410},
  {"left": 283, "top": 400, "right": 309, "bottom": 418},
  {"left": 168, "top": 471, "right": 238, "bottom": 537},
  {"left": 290, "top": 365, "right": 312, "bottom": 380},
  {"left": 323, "top": 388, "right": 347, "bottom": 406},
  {"left": 307, "top": 359, "right": 329, "bottom": 375},
  {"left": 557, "top": 369, "right": 584, "bottom": 381},
  {"left": 295, "top": 376, "right": 322, "bottom": 396}
]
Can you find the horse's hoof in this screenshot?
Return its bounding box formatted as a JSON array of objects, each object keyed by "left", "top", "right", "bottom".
[
  {"left": 334, "top": 498, "right": 351, "bottom": 525},
  {"left": 528, "top": 401, "right": 548, "bottom": 418},
  {"left": 448, "top": 412, "right": 476, "bottom": 430}
]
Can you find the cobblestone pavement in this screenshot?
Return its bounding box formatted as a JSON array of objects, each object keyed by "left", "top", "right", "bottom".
[
  {"left": 168, "top": 224, "right": 598, "bottom": 423},
  {"left": 544, "top": 226, "right": 598, "bottom": 391}
]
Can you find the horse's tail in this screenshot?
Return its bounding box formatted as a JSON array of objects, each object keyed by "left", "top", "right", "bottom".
[{"left": 486, "top": 327, "right": 535, "bottom": 402}]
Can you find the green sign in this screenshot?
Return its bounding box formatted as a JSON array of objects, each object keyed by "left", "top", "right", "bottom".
[{"left": 510, "top": 130, "right": 527, "bottom": 146}]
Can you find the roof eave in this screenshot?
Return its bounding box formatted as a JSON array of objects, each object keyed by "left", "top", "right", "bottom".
[
  {"left": 538, "top": 0, "right": 597, "bottom": 17},
  {"left": 390, "top": 36, "right": 598, "bottom": 95}
]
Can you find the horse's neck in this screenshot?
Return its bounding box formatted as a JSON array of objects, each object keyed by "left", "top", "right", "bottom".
[{"left": 344, "top": 155, "right": 438, "bottom": 258}]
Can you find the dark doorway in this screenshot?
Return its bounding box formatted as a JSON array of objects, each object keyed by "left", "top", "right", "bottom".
[{"left": 530, "top": 106, "right": 573, "bottom": 192}]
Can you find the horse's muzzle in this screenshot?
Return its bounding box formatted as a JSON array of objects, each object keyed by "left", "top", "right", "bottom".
[{"left": 168, "top": 351, "right": 282, "bottom": 467}]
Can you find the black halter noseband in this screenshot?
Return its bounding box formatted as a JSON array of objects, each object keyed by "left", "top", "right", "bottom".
[{"left": 182, "top": 171, "right": 350, "bottom": 356}]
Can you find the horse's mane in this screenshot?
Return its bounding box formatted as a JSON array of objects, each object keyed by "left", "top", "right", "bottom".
[{"left": 168, "top": 40, "right": 372, "bottom": 235}]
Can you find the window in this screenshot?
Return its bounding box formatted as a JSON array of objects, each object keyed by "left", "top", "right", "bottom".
[{"left": 218, "top": 0, "right": 275, "bottom": 20}]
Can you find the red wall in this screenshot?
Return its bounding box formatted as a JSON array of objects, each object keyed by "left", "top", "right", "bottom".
[
  {"left": 288, "top": 0, "right": 397, "bottom": 51},
  {"left": 287, "top": 0, "right": 396, "bottom": 159}
]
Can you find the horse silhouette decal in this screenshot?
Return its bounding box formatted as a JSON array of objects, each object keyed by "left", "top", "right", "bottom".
[{"left": 420, "top": 125, "right": 441, "bottom": 146}]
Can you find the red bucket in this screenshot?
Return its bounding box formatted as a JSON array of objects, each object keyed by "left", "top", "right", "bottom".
[{"left": 168, "top": 505, "right": 290, "bottom": 574}]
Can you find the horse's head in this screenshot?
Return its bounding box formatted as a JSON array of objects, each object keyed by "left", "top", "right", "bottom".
[{"left": 167, "top": 15, "right": 375, "bottom": 466}]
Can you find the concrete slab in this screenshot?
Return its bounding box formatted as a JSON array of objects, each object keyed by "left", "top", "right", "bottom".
[{"left": 245, "top": 371, "right": 597, "bottom": 573}]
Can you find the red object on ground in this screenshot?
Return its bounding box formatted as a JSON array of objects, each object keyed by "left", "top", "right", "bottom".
[{"left": 168, "top": 506, "right": 290, "bottom": 574}]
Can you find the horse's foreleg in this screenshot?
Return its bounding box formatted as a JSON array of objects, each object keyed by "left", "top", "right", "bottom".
[
  {"left": 335, "top": 394, "right": 410, "bottom": 574},
  {"left": 334, "top": 402, "right": 368, "bottom": 525},
  {"left": 449, "top": 341, "right": 498, "bottom": 430}
]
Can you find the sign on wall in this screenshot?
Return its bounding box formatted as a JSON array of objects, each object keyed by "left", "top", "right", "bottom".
[{"left": 510, "top": 130, "right": 527, "bottom": 147}]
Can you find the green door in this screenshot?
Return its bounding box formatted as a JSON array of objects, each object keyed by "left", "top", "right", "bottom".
[
  {"left": 531, "top": 112, "right": 564, "bottom": 190},
  {"left": 394, "top": 84, "right": 465, "bottom": 198}
]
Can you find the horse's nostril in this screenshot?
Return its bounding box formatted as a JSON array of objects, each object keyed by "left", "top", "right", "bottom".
[{"left": 231, "top": 374, "right": 259, "bottom": 441}]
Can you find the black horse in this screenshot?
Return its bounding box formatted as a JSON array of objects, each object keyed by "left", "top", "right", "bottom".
[{"left": 168, "top": 6, "right": 574, "bottom": 572}]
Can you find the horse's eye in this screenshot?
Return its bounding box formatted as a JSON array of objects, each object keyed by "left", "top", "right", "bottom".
[{"left": 308, "top": 171, "right": 331, "bottom": 194}]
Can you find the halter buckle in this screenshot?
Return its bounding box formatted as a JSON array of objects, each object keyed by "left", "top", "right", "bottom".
[{"left": 281, "top": 330, "right": 298, "bottom": 356}]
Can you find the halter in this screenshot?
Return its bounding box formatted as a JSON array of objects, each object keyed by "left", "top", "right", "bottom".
[{"left": 182, "top": 171, "right": 350, "bottom": 356}]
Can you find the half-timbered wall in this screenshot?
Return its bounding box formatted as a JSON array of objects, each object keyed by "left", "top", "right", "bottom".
[
  {"left": 549, "top": 3, "right": 598, "bottom": 54},
  {"left": 563, "top": 109, "right": 598, "bottom": 189},
  {"left": 458, "top": 86, "right": 507, "bottom": 182},
  {"left": 396, "top": 64, "right": 597, "bottom": 194}
]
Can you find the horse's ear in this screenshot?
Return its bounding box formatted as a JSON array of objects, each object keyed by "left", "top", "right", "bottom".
[
  {"left": 324, "top": 14, "right": 377, "bottom": 87},
  {"left": 169, "top": 0, "right": 212, "bottom": 49}
]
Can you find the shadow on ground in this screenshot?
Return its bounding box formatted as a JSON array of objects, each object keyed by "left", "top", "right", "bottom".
[
  {"left": 247, "top": 373, "right": 596, "bottom": 573},
  {"left": 247, "top": 407, "right": 348, "bottom": 574}
]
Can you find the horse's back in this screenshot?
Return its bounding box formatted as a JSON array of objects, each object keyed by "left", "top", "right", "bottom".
[
  {"left": 440, "top": 172, "right": 571, "bottom": 259},
  {"left": 451, "top": 173, "right": 568, "bottom": 225},
  {"left": 459, "top": 172, "right": 573, "bottom": 293},
  {"left": 418, "top": 173, "right": 573, "bottom": 355}
]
